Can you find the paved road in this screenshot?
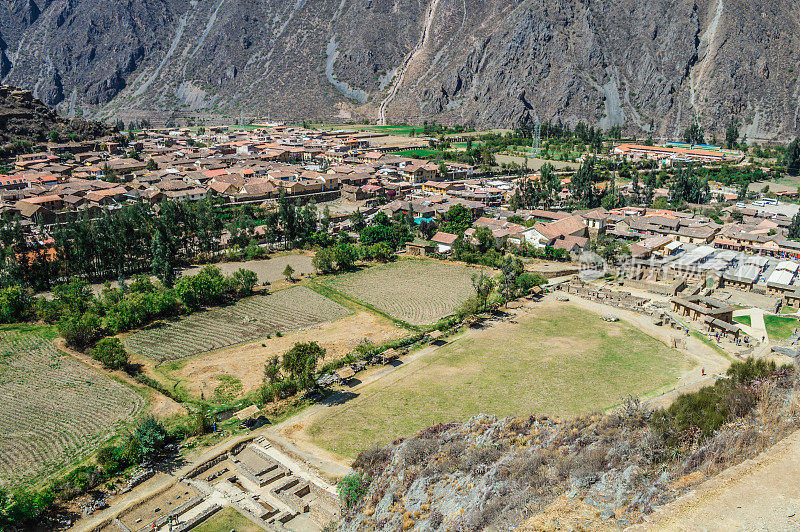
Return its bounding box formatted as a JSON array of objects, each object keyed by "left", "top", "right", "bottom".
[{"left": 733, "top": 307, "right": 768, "bottom": 342}]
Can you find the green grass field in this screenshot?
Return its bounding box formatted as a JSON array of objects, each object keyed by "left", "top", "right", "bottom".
[
  {"left": 781, "top": 306, "right": 798, "bottom": 315},
  {"left": 317, "top": 259, "right": 481, "bottom": 326},
  {"left": 308, "top": 304, "right": 692, "bottom": 458},
  {"left": 734, "top": 315, "right": 752, "bottom": 327},
  {"left": 192, "top": 507, "right": 262, "bottom": 532},
  {"left": 314, "top": 124, "right": 418, "bottom": 136},
  {"left": 764, "top": 315, "right": 799, "bottom": 341},
  {"left": 391, "top": 149, "right": 440, "bottom": 158}
]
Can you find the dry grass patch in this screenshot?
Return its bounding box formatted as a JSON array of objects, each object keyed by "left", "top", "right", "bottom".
[
  {"left": 308, "top": 303, "right": 693, "bottom": 458},
  {"left": 160, "top": 311, "right": 403, "bottom": 400},
  {"left": 125, "top": 286, "right": 351, "bottom": 362},
  {"left": 319, "top": 259, "right": 482, "bottom": 325},
  {"left": 0, "top": 325, "right": 145, "bottom": 487}
]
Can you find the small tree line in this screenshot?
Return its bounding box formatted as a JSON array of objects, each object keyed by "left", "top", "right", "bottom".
[{"left": 0, "top": 265, "right": 259, "bottom": 355}]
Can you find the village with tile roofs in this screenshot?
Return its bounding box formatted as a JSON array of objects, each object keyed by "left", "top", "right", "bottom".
[
  {"left": 5, "top": 122, "right": 800, "bottom": 293},
  {"left": 5, "top": 113, "right": 800, "bottom": 531}
]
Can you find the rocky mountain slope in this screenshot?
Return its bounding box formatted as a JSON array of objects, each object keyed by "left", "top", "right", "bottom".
[
  {"left": 1, "top": 0, "right": 798, "bottom": 140},
  {"left": 0, "top": 85, "right": 111, "bottom": 146}
]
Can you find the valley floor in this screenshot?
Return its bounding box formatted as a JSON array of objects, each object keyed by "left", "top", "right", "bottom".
[{"left": 69, "top": 278, "right": 788, "bottom": 531}]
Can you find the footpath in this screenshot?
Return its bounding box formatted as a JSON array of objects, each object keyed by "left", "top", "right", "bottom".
[{"left": 630, "top": 428, "right": 800, "bottom": 531}]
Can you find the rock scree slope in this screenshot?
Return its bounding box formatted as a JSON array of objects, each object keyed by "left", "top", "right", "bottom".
[{"left": 0, "top": 0, "right": 798, "bottom": 139}]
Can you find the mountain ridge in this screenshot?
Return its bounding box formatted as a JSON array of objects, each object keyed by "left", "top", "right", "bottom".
[{"left": 1, "top": 0, "right": 797, "bottom": 140}]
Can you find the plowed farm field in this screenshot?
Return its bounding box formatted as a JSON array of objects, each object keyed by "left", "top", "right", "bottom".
[
  {"left": 319, "top": 259, "right": 481, "bottom": 326},
  {"left": 0, "top": 326, "right": 145, "bottom": 487},
  {"left": 125, "top": 286, "right": 352, "bottom": 361}
]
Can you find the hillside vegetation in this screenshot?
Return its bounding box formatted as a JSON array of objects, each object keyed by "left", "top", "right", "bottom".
[{"left": 339, "top": 359, "right": 799, "bottom": 531}]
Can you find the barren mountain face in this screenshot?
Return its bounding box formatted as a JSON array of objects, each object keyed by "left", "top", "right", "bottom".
[{"left": 0, "top": 0, "right": 797, "bottom": 139}]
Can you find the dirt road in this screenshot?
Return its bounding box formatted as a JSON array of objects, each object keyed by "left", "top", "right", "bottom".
[{"left": 631, "top": 428, "right": 800, "bottom": 531}]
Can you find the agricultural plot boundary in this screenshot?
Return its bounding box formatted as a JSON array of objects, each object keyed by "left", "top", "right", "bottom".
[
  {"left": 0, "top": 327, "right": 146, "bottom": 487},
  {"left": 125, "top": 286, "right": 352, "bottom": 362},
  {"left": 315, "top": 259, "right": 480, "bottom": 327}
]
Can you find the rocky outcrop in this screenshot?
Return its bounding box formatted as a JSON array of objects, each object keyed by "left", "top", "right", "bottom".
[
  {"left": 0, "top": 84, "right": 111, "bottom": 145},
  {"left": 339, "top": 374, "right": 800, "bottom": 531},
  {"left": 0, "top": 0, "right": 798, "bottom": 139}
]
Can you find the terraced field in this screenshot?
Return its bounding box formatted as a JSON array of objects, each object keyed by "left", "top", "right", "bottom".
[
  {"left": 320, "top": 259, "right": 481, "bottom": 325},
  {"left": 0, "top": 326, "right": 145, "bottom": 487},
  {"left": 125, "top": 286, "right": 352, "bottom": 361}
]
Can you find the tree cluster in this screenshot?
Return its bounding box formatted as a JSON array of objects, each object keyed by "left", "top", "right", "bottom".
[
  {"left": 668, "top": 166, "right": 711, "bottom": 205},
  {"left": 509, "top": 163, "right": 561, "bottom": 210},
  {"left": 359, "top": 211, "right": 413, "bottom": 248},
  {"left": 0, "top": 199, "right": 224, "bottom": 292},
  {"left": 590, "top": 235, "right": 631, "bottom": 264},
  {"left": 17, "top": 266, "right": 258, "bottom": 351},
  {"left": 259, "top": 342, "right": 326, "bottom": 403},
  {"left": 459, "top": 258, "right": 547, "bottom": 316}
]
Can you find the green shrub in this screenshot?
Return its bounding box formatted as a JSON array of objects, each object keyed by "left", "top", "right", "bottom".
[
  {"left": 260, "top": 379, "right": 298, "bottom": 403},
  {"left": 666, "top": 383, "right": 729, "bottom": 437},
  {"left": 0, "top": 285, "right": 34, "bottom": 323},
  {"left": 131, "top": 416, "right": 169, "bottom": 461},
  {"left": 57, "top": 311, "right": 102, "bottom": 350},
  {"left": 726, "top": 357, "right": 778, "bottom": 385},
  {"left": 91, "top": 337, "right": 128, "bottom": 370},
  {"left": 338, "top": 473, "right": 369, "bottom": 509},
  {"left": 95, "top": 445, "right": 131, "bottom": 475},
  {"left": 0, "top": 487, "right": 55, "bottom": 528},
  {"left": 651, "top": 358, "right": 793, "bottom": 446}
]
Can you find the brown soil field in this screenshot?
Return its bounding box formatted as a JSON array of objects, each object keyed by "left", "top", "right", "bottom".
[
  {"left": 125, "top": 286, "right": 352, "bottom": 362},
  {"left": 163, "top": 311, "right": 403, "bottom": 399},
  {"left": 180, "top": 252, "right": 315, "bottom": 284}
]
